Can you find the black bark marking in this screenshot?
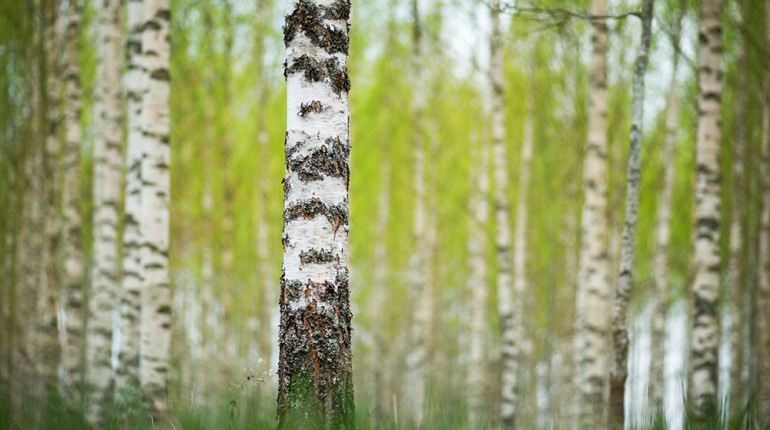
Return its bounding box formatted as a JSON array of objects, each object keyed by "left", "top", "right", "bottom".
[
  {"left": 287, "top": 137, "right": 350, "bottom": 182},
  {"left": 299, "top": 248, "right": 336, "bottom": 265},
  {"left": 284, "top": 55, "right": 350, "bottom": 94},
  {"left": 298, "top": 100, "right": 323, "bottom": 116},
  {"left": 283, "top": 198, "right": 348, "bottom": 233},
  {"left": 284, "top": 0, "right": 349, "bottom": 54}
]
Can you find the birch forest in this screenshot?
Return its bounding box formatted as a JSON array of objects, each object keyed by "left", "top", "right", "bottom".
[{"left": 2, "top": 0, "right": 770, "bottom": 428}]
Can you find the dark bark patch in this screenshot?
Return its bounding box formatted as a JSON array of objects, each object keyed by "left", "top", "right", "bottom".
[
  {"left": 283, "top": 198, "right": 348, "bottom": 233},
  {"left": 288, "top": 137, "right": 350, "bottom": 182},
  {"left": 285, "top": 55, "right": 350, "bottom": 94},
  {"left": 300, "top": 248, "right": 336, "bottom": 265},
  {"left": 298, "top": 100, "right": 323, "bottom": 116},
  {"left": 284, "top": 0, "right": 349, "bottom": 54},
  {"left": 324, "top": 0, "right": 351, "bottom": 21}
]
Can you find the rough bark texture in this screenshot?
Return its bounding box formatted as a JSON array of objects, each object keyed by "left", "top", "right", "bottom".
[
  {"left": 574, "top": 0, "right": 610, "bottom": 426},
  {"left": 688, "top": 0, "right": 723, "bottom": 421},
  {"left": 62, "top": 0, "right": 86, "bottom": 406},
  {"left": 608, "top": 1, "right": 653, "bottom": 428},
  {"left": 86, "top": 0, "right": 123, "bottom": 424},
  {"left": 758, "top": 0, "right": 770, "bottom": 423},
  {"left": 489, "top": 0, "right": 516, "bottom": 427},
  {"left": 405, "top": 0, "right": 429, "bottom": 422},
  {"left": 138, "top": 0, "right": 172, "bottom": 420},
  {"left": 467, "top": 132, "right": 489, "bottom": 425},
  {"left": 650, "top": 4, "right": 682, "bottom": 409},
  {"left": 278, "top": 0, "right": 354, "bottom": 427},
  {"left": 117, "top": 0, "right": 145, "bottom": 402}
]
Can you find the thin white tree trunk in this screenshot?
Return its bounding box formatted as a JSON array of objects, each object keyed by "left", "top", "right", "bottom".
[
  {"left": 277, "top": 0, "right": 354, "bottom": 426},
  {"left": 489, "top": 0, "right": 516, "bottom": 427},
  {"left": 61, "top": 0, "right": 85, "bottom": 405},
  {"left": 86, "top": 0, "right": 123, "bottom": 423},
  {"left": 117, "top": 0, "right": 145, "bottom": 402},
  {"left": 608, "top": 1, "right": 653, "bottom": 428},
  {"left": 405, "top": 0, "right": 429, "bottom": 422},
  {"left": 727, "top": 7, "right": 748, "bottom": 411},
  {"left": 467, "top": 131, "right": 490, "bottom": 425},
  {"left": 650, "top": 4, "right": 682, "bottom": 409},
  {"left": 574, "top": 0, "right": 610, "bottom": 426},
  {"left": 138, "top": 0, "right": 171, "bottom": 420},
  {"left": 688, "top": 0, "right": 723, "bottom": 421},
  {"left": 371, "top": 159, "right": 391, "bottom": 420},
  {"left": 757, "top": 1, "right": 770, "bottom": 422}
]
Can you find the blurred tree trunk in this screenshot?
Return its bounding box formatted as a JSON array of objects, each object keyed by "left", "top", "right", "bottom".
[
  {"left": 467, "top": 128, "right": 490, "bottom": 425},
  {"left": 62, "top": 0, "right": 86, "bottom": 406},
  {"left": 371, "top": 157, "right": 391, "bottom": 420},
  {"left": 86, "top": 0, "right": 123, "bottom": 423},
  {"left": 727, "top": 0, "right": 749, "bottom": 413},
  {"left": 406, "top": 0, "right": 429, "bottom": 422},
  {"left": 574, "top": 0, "right": 610, "bottom": 426},
  {"left": 277, "top": 0, "right": 354, "bottom": 426},
  {"left": 489, "top": 0, "right": 516, "bottom": 427},
  {"left": 138, "top": 0, "right": 172, "bottom": 421},
  {"left": 688, "top": 0, "right": 723, "bottom": 421},
  {"left": 608, "top": 1, "right": 653, "bottom": 428},
  {"left": 37, "top": 0, "right": 62, "bottom": 401},
  {"left": 650, "top": 2, "right": 682, "bottom": 409},
  {"left": 117, "top": 0, "right": 145, "bottom": 402},
  {"left": 757, "top": 0, "right": 770, "bottom": 422}
]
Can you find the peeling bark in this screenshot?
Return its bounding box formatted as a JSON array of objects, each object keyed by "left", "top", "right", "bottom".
[
  {"left": 688, "top": 0, "right": 723, "bottom": 421},
  {"left": 278, "top": 0, "right": 354, "bottom": 427},
  {"left": 608, "top": 1, "right": 653, "bottom": 428}
]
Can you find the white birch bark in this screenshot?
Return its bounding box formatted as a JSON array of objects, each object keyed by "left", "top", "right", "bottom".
[
  {"left": 405, "top": 0, "right": 429, "bottom": 422},
  {"left": 62, "top": 0, "right": 86, "bottom": 405},
  {"left": 727, "top": 6, "right": 748, "bottom": 410},
  {"left": 277, "top": 0, "right": 354, "bottom": 426},
  {"left": 138, "top": 0, "right": 171, "bottom": 420},
  {"left": 757, "top": 1, "right": 770, "bottom": 422},
  {"left": 85, "top": 0, "right": 123, "bottom": 424},
  {"left": 117, "top": 0, "right": 145, "bottom": 401},
  {"left": 650, "top": 4, "right": 682, "bottom": 408},
  {"left": 467, "top": 131, "right": 490, "bottom": 425},
  {"left": 574, "top": 0, "right": 610, "bottom": 425},
  {"left": 688, "top": 0, "right": 723, "bottom": 421},
  {"left": 489, "top": 0, "right": 516, "bottom": 427},
  {"left": 608, "top": 1, "right": 653, "bottom": 427}
]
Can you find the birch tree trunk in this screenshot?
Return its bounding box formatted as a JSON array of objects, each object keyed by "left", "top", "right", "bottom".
[
  {"left": 727, "top": 4, "right": 748, "bottom": 410},
  {"left": 371, "top": 159, "right": 391, "bottom": 420},
  {"left": 608, "top": 1, "right": 653, "bottom": 428},
  {"left": 489, "top": 0, "right": 516, "bottom": 427},
  {"left": 405, "top": 0, "right": 429, "bottom": 422},
  {"left": 688, "top": 0, "right": 723, "bottom": 421},
  {"left": 757, "top": 1, "right": 770, "bottom": 422},
  {"left": 467, "top": 131, "right": 490, "bottom": 425},
  {"left": 574, "top": 0, "right": 610, "bottom": 425},
  {"left": 62, "top": 0, "right": 86, "bottom": 405},
  {"left": 138, "top": 0, "right": 171, "bottom": 420},
  {"left": 117, "top": 0, "right": 145, "bottom": 402},
  {"left": 650, "top": 4, "right": 682, "bottom": 408},
  {"left": 38, "top": 0, "right": 62, "bottom": 399},
  {"left": 278, "top": 0, "right": 354, "bottom": 426},
  {"left": 86, "top": 0, "right": 123, "bottom": 423}
]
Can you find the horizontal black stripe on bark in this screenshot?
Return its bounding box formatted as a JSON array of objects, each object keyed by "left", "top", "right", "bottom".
[
  {"left": 287, "top": 137, "right": 349, "bottom": 182},
  {"left": 299, "top": 248, "right": 336, "bottom": 265},
  {"left": 284, "top": 55, "right": 350, "bottom": 94},
  {"left": 283, "top": 198, "right": 349, "bottom": 233}
]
